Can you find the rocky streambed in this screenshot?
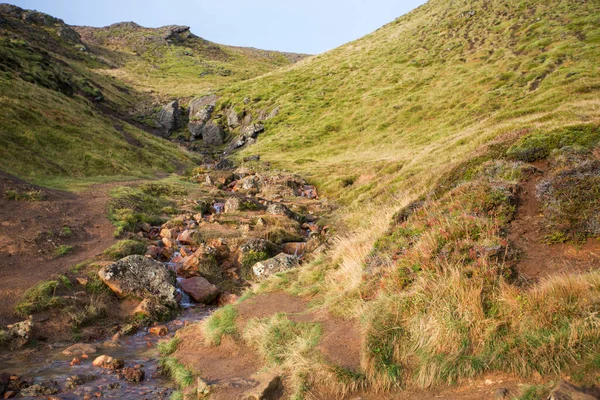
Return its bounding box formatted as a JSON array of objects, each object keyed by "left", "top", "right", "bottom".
[{"left": 0, "top": 163, "right": 331, "bottom": 398}]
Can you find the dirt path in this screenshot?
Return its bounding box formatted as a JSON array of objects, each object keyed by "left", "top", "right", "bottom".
[
  {"left": 0, "top": 172, "right": 125, "bottom": 325},
  {"left": 508, "top": 162, "right": 600, "bottom": 281}
]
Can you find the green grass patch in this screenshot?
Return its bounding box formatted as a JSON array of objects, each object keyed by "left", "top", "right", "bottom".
[
  {"left": 15, "top": 276, "right": 71, "bottom": 316},
  {"left": 54, "top": 245, "right": 73, "bottom": 257},
  {"left": 103, "top": 239, "right": 146, "bottom": 260},
  {"left": 108, "top": 186, "right": 170, "bottom": 236},
  {"left": 3, "top": 189, "right": 45, "bottom": 201},
  {"left": 202, "top": 305, "right": 238, "bottom": 346}
]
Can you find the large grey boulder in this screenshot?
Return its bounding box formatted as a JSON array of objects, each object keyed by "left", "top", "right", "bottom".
[
  {"left": 226, "top": 108, "right": 240, "bottom": 129},
  {"left": 241, "top": 123, "right": 265, "bottom": 139},
  {"left": 189, "top": 95, "right": 217, "bottom": 123},
  {"left": 157, "top": 100, "right": 181, "bottom": 137},
  {"left": 252, "top": 253, "right": 298, "bottom": 279},
  {"left": 202, "top": 122, "right": 226, "bottom": 146},
  {"left": 98, "top": 255, "right": 177, "bottom": 308}
]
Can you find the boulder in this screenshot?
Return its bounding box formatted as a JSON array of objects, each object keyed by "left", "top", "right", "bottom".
[
  {"left": 133, "top": 298, "right": 172, "bottom": 321},
  {"left": 98, "top": 255, "right": 177, "bottom": 308},
  {"left": 157, "top": 100, "right": 181, "bottom": 137},
  {"left": 241, "top": 124, "right": 265, "bottom": 139},
  {"left": 226, "top": 108, "right": 240, "bottom": 129},
  {"left": 282, "top": 242, "right": 307, "bottom": 257},
  {"left": 243, "top": 370, "right": 284, "bottom": 400},
  {"left": 180, "top": 277, "right": 219, "bottom": 304},
  {"left": 62, "top": 343, "right": 97, "bottom": 356},
  {"left": 202, "top": 122, "right": 226, "bottom": 146},
  {"left": 252, "top": 254, "right": 298, "bottom": 279},
  {"left": 548, "top": 380, "right": 597, "bottom": 400},
  {"left": 177, "top": 230, "right": 201, "bottom": 245},
  {"left": 239, "top": 239, "right": 279, "bottom": 262},
  {"left": 20, "top": 381, "right": 59, "bottom": 397},
  {"left": 189, "top": 95, "right": 217, "bottom": 122}
]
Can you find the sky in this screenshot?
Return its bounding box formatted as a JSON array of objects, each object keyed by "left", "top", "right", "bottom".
[{"left": 8, "top": 0, "right": 427, "bottom": 54}]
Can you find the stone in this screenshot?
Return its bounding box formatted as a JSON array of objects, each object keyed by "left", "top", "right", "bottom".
[
  {"left": 3, "top": 391, "right": 16, "bottom": 398},
  {"left": 70, "top": 358, "right": 81, "bottom": 366},
  {"left": 149, "top": 325, "right": 168, "bottom": 336},
  {"left": 92, "top": 355, "right": 124, "bottom": 370},
  {"left": 227, "top": 108, "right": 240, "bottom": 128},
  {"left": 225, "top": 197, "right": 241, "bottom": 213},
  {"left": 160, "top": 227, "right": 178, "bottom": 239},
  {"left": 241, "top": 123, "right": 265, "bottom": 139},
  {"left": 157, "top": 101, "right": 181, "bottom": 137},
  {"left": 218, "top": 292, "right": 240, "bottom": 306},
  {"left": 133, "top": 298, "right": 172, "bottom": 321},
  {"left": 177, "top": 230, "right": 201, "bottom": 245},
  {"left": 493, "top": 388, "right": 509, "bottom": 399},
  {"left": 63, "top": 343, "right": 97, "bottom": 356},
  {"left": 202, "top": 122, "right": 226, "bottom": 146},
  {"left": 253, "top": 254, "right": 298, "bottom": 279},
  {"left": 243, "top": 370, "right": 283, "bottom": 400},
  {"left": 98, "top": 255, "right": 177, "bottom": 308},
  {"left": 20, "top": 380, "right": 59, "bottom": 397},
  {"left": 188, "top": 95, "right": 217, "bottom": 123},
  {"left": 282, "top": 242, "right": 307, "bottom": 257},
  {"left": 243, "top": 155, "right": 261, "bottom": 162},
  {"left": 120, "top": 367, "right": 145, "bottom": 383},
  {"left": 239, "top": 239, "right": 279, "bottom": 262},
  {"left": 180, "top": 277, "right": 219, "bottom": 304},
  {"left": 5, "top": 317, "right": 33, "bottom": 350},
  {"left": 266, "top": 203, "right": 296, "bottom": 219},
  {"left": 240, "top": 176, "right": 259, "bottom": 190},
  {"left": 548, "top": 380, "right": 597, "bottom": 400}
]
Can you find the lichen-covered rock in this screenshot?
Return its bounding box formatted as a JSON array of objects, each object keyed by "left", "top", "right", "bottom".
[
  {"left": 189, "top": 95, "right": 217, "bottom": 122},
  {"left": 180, "top": 277, "right": 219, "bottom": 304},
  {"left": 252, "top": 253, "right": 298, "bottom": 279},
  {"left": 226, "top": 108, "right": 240, "bottom": 129},
  {"left": 157, "top": 100, "right": 181, "bottom": 137},
  {"left": 4, "top": 316, "right": 33, "bottom": 350},
  {"left": 98, "top": 255, "right": 177, "bottom": 308},
  {"left": 267, "top": 203, "right": 297, "bottom": 220},
  {"left": 225, "top": 197, "right": 241, "bottom": 213},
  {"left": 241, "top": 123, "right": 265, "bottom": 139},
  {"left": 119, "top": 367, "right": 145, "bottom": 383},
  {"left": 20, "top": 380, "right": 59, "bottom": 397}
]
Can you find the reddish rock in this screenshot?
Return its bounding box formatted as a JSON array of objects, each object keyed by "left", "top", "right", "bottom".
[
  {"left": 162, "top": 237, "right": 176, "bottom": 249},
  {"left": 177, "top": 230, "right": 199, "bottom": 245},
  {"left": 180, "top": 277, "right": 219, "bottom": 304},
  {"left": 3, "top": 391, "right": 17, "bottom": 399},
  {"left": 145, "top": 245, "right": 160, "bottom": 258},
  {"left": 62, "top": 343, "right": 97, "bottom": 356},
  {"left": 282, "top": 242, "right": 306, "bottom": 257},
  {"left": 149, "top": 325, "right": 168, "bottom": 336},
  {"left": 160, "top": 228, "right": 178, "bottom": 239},
  {"left": 218, "top": 292, "right": 239, "bottom": 306},
  {"left": 70, "top": 358, "right": 81, "bottom": 366}
]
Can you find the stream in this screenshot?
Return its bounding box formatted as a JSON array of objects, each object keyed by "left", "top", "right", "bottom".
[{"left": 0, "top": 307, "right": 212, "bottom": 399}]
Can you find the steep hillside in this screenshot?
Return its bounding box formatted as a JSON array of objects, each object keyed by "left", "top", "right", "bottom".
[
  {"left": 75, "top": 23, "right": 308, "bottom": 98},
  {"left": 214, "top": 0, "right": 600, "bottom": 223},
  {"left": 162, "top": 0, "right": 600, "bottom": 398}
]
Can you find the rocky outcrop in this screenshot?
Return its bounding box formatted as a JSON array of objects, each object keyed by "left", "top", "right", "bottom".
[
  {"left": 188, "top": 95, "right": 223, "bottom": 144},
  {"left": 252, "top": 253, "right": 298, "bottom": 279},
  {"left": 548, "top": 380, "right": 597, "bottom": 400},
  {"left": 180, "top": 277, "right": 219, "bottom": 304},
  {"left": 157, "top": 100, "right": 181, "bottom": 137},
  {"left": 98, "top": 255, "right": 177, "bottom": 308},
  {"left": 62, "top": 343, "right": 97, "bottom": 356}
]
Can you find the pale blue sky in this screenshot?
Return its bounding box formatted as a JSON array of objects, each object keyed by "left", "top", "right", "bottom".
[{"left": 7, "top": 0, "right": 427, "bottom": 54}]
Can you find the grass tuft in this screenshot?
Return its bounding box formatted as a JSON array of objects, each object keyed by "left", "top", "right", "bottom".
[{"left": 202, "top": 305, "right": 238, "bottom": 346}]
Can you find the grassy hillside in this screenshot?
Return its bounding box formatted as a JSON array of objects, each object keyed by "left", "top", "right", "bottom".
[
  {"left": 216, "top": 0, "right": 600, "bottom": 224},
  {"left": 75, "top": 23, "right": 308, "bottom": 98},
  {"left": 0, "top": 4, "right": 305, "bottom": 186},
  {"left": 188, "top": 0, "right": 600, "bottom": 397}
]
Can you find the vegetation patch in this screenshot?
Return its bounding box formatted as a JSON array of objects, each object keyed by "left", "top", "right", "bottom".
[
  {"left": 202, "top": 305, "right": 238, "bottom": 346},
  {"left": 3, "top": 189, "right": 45, "bottom": 201},
  {"left": 54, "top": 244, "right": 74, "bottom": 257},
  {"left": 103, "top": 239, "right": 146, "bottom": 260},
  {"left": 15, "top": 276, "right": 71, "bottom": 316},
  {"left": 108, "top": 186, "right": 171, "bottom": 236}
]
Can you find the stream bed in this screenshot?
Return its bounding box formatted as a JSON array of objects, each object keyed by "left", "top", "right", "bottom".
[{"left": 0, "top": 307, "right": 212, "bottom": 399}]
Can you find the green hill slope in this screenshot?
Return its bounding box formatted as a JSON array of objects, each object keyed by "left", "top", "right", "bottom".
[
  {"left": 0, "top": 4, "right": 306, "bottom": 186},
  {"left": 216, "top": 0, "right": 600, "bottom": 222},
  {"left": 75, "top": 23, "right": 308, "bottom": 98}
]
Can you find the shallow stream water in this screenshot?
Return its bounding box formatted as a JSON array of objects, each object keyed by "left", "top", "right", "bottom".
[{"left": 0, "top": 307, "right": 212, "bottom": 399}]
